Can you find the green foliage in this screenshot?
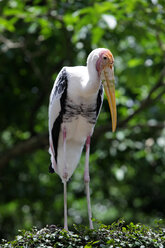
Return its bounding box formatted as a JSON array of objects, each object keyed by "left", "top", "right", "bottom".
[
  {"left": 0, "top": 0, "right": 165, "bottom": 241},
  {"left": 1, "top": 220, "right": 165, "bottom": 247}
]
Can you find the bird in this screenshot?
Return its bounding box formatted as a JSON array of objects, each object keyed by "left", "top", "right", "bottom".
[{"left": 48, "top": 48, "right": 117, "bottom": 231}]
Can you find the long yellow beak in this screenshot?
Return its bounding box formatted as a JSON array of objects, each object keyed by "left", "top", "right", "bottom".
[{"left": 102, "top": 66, "right": 117, "bottom": 132}]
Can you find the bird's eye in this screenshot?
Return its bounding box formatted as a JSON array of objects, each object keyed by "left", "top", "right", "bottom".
[{"left": 103, "top": 56, "right": 107, "bottom": 60}]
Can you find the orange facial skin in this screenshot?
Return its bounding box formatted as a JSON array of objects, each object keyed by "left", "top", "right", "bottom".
[{"left": 96, "top": 49, "right": 114, "bottom": 75}]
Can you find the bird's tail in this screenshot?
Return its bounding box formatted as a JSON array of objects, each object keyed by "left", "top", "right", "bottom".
[{"left": 49, "top": 163, "right": 55, "bottom": 173}]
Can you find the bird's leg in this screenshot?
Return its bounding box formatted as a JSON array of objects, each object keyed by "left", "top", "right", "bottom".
[
  {"left": 63, "top": 127, "right": 68, "bottom": 179},
  {"left": 63, "top": 180, "right": 68, "bottom": 231},
  {"left": 63, "top": 126, "right": 68, "bottom": 231},
  {"left": 84, "top": 135, "right": 94, "bottom": 229}
]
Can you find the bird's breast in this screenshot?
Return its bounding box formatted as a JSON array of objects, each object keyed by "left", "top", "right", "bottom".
[
  {"left": 63, "top": 97, "right": 97, "bottom": 125},
  {"left": 62, "top": 115, "right": 94, "bottom": 144},
  {"left": 61, "top": 96, "right": 97, "bottom": 143}
]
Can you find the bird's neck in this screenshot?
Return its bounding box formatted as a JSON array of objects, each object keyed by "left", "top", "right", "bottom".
[{"left": 86, "top": 63, "right": 100, "bottom": 95}]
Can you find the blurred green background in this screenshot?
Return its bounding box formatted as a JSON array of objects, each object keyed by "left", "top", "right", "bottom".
[{"left": 0, "top": 0, "right": 165, "bottom": 241}]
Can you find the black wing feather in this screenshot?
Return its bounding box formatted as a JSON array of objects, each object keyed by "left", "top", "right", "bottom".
[
  {"left": 96, "top": 84, "right": 103, "bottom": 118},
  {"left": 50, "top": 68, "right": 68, "bottom": 172},
  {"left": 51, "top": 68, "right": 68, "bottom": 104}
]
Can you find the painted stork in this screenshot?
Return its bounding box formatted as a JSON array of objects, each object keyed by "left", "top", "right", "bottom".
[{"left": 48, "top": 48, "right": 117, "bottom": 230}]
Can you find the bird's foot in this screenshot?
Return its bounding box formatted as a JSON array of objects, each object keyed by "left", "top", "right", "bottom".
[{"left": 64, "top": 225, "right": 68, "bottom": 231}]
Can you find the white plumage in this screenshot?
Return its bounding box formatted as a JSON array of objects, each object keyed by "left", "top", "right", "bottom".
[
  {"left": 49, "top": 66, "right": 100, "bottom": 180},
  {"left": 48, "top": 48, "right": 117, "bottom": 230}
]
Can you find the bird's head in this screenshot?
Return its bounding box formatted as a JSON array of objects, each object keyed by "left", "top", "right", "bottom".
[{"left": 87, "top": 48, "right": 117, "bottom": 132}]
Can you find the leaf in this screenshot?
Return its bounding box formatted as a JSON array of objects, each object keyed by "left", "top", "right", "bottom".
[{"left": 128, "top": 58, "right": 143, "bottom": 68}]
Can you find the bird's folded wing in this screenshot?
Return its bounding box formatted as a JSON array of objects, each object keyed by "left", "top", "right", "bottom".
[{"left": 48, "top": 67, "right": 68, "bottom": 167}]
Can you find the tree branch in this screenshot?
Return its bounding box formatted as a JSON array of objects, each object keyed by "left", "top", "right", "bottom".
[
  {"left": 0, "top": 35, "right": 24, "bottom": 51},
  {"left": 0, "top": 133, "right": 48, "bottom": 170},
  {"left": 119, "top": 67, "right": 165, "bottom": 128}
]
